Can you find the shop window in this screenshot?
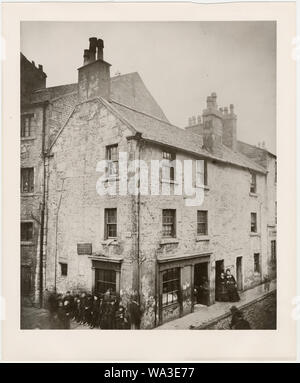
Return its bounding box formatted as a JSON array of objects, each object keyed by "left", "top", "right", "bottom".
[
  {"left": 162, "top": 268, "right": 180, "bottom": 306},
  {"left": 95, "top": 268, "right": 116, "bottom": 295}
]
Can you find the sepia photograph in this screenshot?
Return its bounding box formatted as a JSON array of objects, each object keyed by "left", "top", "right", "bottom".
[{"left": 20, "top": 21, "right": 277, "bottom": 331}]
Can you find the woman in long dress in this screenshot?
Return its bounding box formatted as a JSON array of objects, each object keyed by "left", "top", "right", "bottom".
[
  {"left": 217, "top": 271, "right": 228, "bottom": 302},
  {"left": 225, "top": 269, "right": 240, "bottom": 302}
]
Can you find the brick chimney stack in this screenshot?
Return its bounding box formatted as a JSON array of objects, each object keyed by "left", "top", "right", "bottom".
[
  {"left": 78, "top": 37, "right": 111, "bottom": 102},
  {"left": 202, "top": 92, "right": 223, "bottom": 155}
]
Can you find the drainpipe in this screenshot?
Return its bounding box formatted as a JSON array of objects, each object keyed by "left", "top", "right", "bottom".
[
  {"left": 54, "top": 178, "right": 65, "bottom": 292},
  {"left": 38, "top": 101, "right": 48, "bottom": 307},
  {"left": 136, "top": 134, "right": 142, "bottom": 305}
]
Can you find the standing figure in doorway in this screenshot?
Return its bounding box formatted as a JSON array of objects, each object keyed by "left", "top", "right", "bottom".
[
  {"left": 225, "top": 268, "right": 240, "bottom": 302},
  {"left": 217, "top": 271, "right": 228, "bottom": 302}
]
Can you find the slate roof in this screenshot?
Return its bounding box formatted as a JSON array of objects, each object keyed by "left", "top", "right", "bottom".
[
  {"left": 37, "top": 72, "right": 266, "bottom": 174},
  {"left": 106, "top": 99, "right": 266, "bottom": 174}
]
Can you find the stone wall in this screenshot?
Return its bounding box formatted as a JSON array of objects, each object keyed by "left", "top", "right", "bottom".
[{"left": 201, "top": 290, "right": 276, "bottom": 329}]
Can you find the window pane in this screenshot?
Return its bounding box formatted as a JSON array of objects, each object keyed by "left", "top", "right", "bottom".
[{"left": 21, "top": 222, "right": 33, "bottom": 241}]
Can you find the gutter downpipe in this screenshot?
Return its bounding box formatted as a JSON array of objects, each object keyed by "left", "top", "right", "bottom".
[{"left": 39, "top": 100, "right": 48, "bottom": 307}]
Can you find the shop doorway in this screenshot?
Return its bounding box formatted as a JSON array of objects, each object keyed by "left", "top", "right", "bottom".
[
  {"left": 236, "top": 256, "right": 243, "bottom": 291},
  {"left": 215, "top": 259, "right": 224, "bottom": 300},
  {"left": 194, "top": 262, "right": 209, "bottom": 306}
]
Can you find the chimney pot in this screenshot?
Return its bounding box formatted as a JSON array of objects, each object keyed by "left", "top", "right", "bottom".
[
  {"left": 38, "top": 64, "right": 43, "bottom": 71},
  {"left": 224, "top": 107, "right": 228, "bottom": 115},
  {"left": 230, "top": 104, "right": 234, "bottom": 114}
]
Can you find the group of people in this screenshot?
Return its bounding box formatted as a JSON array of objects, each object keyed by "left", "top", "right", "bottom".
[
  {"left": 216, "top": 268, "right": 240, "bottom": 302},
  {"left": 46, "top": 289, "right": 141, "bottom": 330}
]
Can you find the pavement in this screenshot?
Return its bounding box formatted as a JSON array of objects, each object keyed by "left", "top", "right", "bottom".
[{"left": 156, "top": 279, "right": 276, "bottom": 329}]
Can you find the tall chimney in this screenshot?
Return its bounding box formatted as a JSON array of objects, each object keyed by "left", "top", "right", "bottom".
[
  {"left": 202, "top": 92, "right": 223, "bottom": 155},
  {"left": 89, "top": 37, "right": 98, "bottom": 62},
  {"left": 78, "top": 37, "right": 111, "bottom": 102},
  {"left": 222, "top": 104, "right": 237, "bottom": 151},
  {"left": 97, "top": 39, "right": 104, "bottom": 60}
]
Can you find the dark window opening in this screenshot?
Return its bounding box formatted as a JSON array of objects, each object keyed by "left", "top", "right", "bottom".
[
  {"left": 162, "top": 268, "right": 180, "bottom": 306},
  {"left": 162, "top": 209, "right": 176, "bottom": 237},
  {"left": 105, "top": 208, "right": 117, "bottom": 238},
  {"left": 60, "top": 263, "right": 68, "bottom": 276},
  {"left": 21, "top": 168, "right": 34, "bottom": 193},
  {"left": 254, "top": 253, "right": 260, "bottom": 273},
  {"left": 251, "top": 212, "right": 257, "bottom": 233},
  {"left": 21, "top": 222, "right": 33, "bottom": 241},
  {"left": 271, "top": 240, "right": 276, "bottom": 262},
  {"left": 106, "top": 144, "right": 119, "bottom": 176},
  {"left": 197, "top": 210, "right": 208, "bottom": 235}
]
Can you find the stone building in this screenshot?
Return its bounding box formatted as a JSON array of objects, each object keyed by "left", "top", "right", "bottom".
[{"left": 20, "top": 37, "right": 276, "bottom": 327}]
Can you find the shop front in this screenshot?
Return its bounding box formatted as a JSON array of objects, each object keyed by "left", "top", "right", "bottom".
[{"left": 157, "top": 252, "right": 213, "bottom": 325}]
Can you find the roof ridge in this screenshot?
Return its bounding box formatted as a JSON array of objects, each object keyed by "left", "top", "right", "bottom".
[
  {"left": 109, "top": 99, "right": 207, "bottom": 145},
  {"left": 110, "top": 99, "right": 176, "bottom": 126}
]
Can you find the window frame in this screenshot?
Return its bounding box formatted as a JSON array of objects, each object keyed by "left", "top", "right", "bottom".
[
  {"left": 197, "top": 210, "right": 208, "bottom": 235},
  {"left": 251, "top": 212, "right": 257, "bottom": 233},
  {"left": 21, "top": 167, "right": 34, "bottom": 193},
  {"left": 95, "top": 268, "right": 117, "bottom": 296},
  {"left": 105, "top": 208, "right": 117, "bottom": 239},
  {"left": 21, "top": 113, "right": 34, "bottom": 138},
  {"left": 162, "top": 151, "right": 176, "bottom": 181},
  {"left": 196, "top": 159, "right": 208, "bottom": 187},
  {"left": 21, "top": 221, "right": 34, "bottom": 242},
  {"left": 106, "top": 144, "right": 119, "bottom": 177},
  {"left": 250, "top": 171, "right": 257, "bottom": 193},
  {"left": 161, "top": 267, "right": 180, "bottom": 307},
  {"left": 162, "top": 209, "right": 176, "bottom": 238}
]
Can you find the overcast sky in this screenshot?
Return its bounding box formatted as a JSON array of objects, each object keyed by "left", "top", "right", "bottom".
[{"left": 21, "top": 21, "right": 276, "bottom": 153}]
